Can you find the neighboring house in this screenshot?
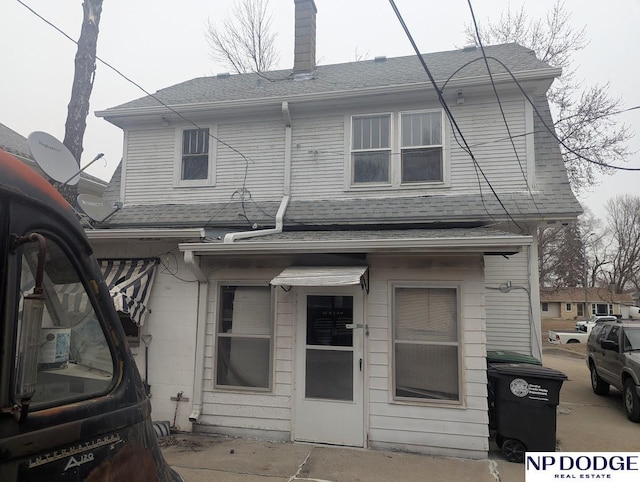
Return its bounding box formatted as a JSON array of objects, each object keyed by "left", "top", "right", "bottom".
[
  {"left": 540, "top": 287, "right": 634, "bottom": 320},
  {"left": 88, "top": 0, "right": 581, "bottom": 459},
  {"left": 0, "top": 122, "right": 107, "bottom": 197}
]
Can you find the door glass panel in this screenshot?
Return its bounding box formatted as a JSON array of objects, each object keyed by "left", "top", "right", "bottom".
[
  {"left": 305, "top": 350, "right": 353, "bottom": 401},
  {"left": 305, "top": 295, "right": 354, "bottom": 401},
  {"left": 306, "top": 295, "right": 353, "bottom": 346}
]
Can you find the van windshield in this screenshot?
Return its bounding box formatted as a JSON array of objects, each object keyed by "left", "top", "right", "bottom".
[{"left": 18, "top": 236, "right": 115, "bottom": 407}]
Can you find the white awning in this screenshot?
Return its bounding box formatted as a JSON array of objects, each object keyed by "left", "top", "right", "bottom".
[
  {"left": 99, "top": 258, "right": 158, "bottom": 326},
  {"left": 271, "top": 266, "right": 369, "bottom": 291}
]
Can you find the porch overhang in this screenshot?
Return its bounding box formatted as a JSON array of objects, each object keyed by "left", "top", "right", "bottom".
[{"left": 177, "top": 228, "right": 532, "bottom": 256}]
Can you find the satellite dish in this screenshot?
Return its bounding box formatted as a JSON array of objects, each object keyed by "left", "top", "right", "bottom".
[
  {"left": 27, "top": 131, "right": 80, "bottom": 185},
  {"left": 77, "top": 194, "right": 118, "bottom": 222}
]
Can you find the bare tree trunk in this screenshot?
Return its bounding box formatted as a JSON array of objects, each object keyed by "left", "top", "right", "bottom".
[{"left": 58, "top": 0, "right": 103, "bottom": 206}]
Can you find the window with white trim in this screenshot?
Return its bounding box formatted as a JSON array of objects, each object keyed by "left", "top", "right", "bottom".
[
  {"left": 351, "top": 114, "right": 391, "bottom": 184},
  {"left": 393, "top": 286, "right": 460, "bottom": 402},
  {"left": 178, "top": 128, "right": 212, "bottom": 184},
  {"left": 400, "top": 111, "right": 443, "bottom": 183},
  {"left": 350, "top": 110, "right": 444, "bottom": 187},
  {"left": 215, "top": 285, "right": 272, "bottom": 390}
]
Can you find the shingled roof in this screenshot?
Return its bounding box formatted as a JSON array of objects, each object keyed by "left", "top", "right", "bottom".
[{"left": 98, "top": 43, "right": 556, "bottom": 115}]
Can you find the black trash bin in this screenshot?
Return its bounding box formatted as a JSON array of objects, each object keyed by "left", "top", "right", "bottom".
[
  {"left": 487, "top": 363, "right": 567, "bottom": 463},
  {"left": 487, "top": 350, "right": 542, "bottom": 366}
]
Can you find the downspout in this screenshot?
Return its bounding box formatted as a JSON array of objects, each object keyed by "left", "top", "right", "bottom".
[
  {"left": 223, "top": 101, "right": 292, "bottom": 243},
  {"left": 184, "top": 250, "right": 208, "bottom": 423}
]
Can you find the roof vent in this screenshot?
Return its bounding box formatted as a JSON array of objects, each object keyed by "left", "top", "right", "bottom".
[
  {"left": 374, "top": 56, "right": 387, "bottom": 62},
  {"left": 217, "top": 72, "right": 231, "bottom": 79},
  {"left": 462, "top": 44, "right": 477, "bottom": 52}
]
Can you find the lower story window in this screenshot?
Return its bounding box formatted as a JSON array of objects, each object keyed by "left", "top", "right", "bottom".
[
  {"left": 393, "top": 286, "right": 460, "bottom": 402},
  {"left": 215, "top": 285, "right": 272, "bottom": 390}
]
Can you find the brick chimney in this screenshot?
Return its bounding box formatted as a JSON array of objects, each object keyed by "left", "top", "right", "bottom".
[{"left": 293, "top": 0, "right": 317, "bottom": 73}]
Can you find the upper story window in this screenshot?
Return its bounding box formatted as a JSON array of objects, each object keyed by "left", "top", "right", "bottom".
[
  {"left": 182, "top": 128, "right": 209, "bottom": 180},
  {"left": 175, "top": 127, "right": 215, "bottom": 187},
  {"left": 351, "top": 114, "right": 391, "bottom": 184},
  {"left": 400, "top": 111, "right": 443, "bottom": 183},
  {"left": 350, "top": 110, "right": 444, "bottom": 188}
]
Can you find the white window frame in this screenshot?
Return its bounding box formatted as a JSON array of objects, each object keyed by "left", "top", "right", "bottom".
[
  {"left": 213, "top": 282, "right": 274, "bottom": 392},
  {"left": 174, "top": 125, "right": 216, "bottom": 187},
  {"left": 349, "top": 113, "right": 393, "bottom": 186},
  {"left": 347, "top": 109, "right": 447, "bottom": 189},
  {"left": 399, "top": 109, "right": 445, "bottom": 185},
  {"left": 391, "top": 282, "right": 462, "bottom": 405}
]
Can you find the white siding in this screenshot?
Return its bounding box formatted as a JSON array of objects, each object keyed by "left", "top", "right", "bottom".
[
  {"left": 90, "top": 240, "right": 199, "bottom": 431},
  {"left": 123, "top": 121, "right": 286, "bottom": 204},
  {"left": 484, "top": 251, "right": 533, "bottom": 354},
  {"left": 366, "top": 255, "right": 488, "bottom": 459},
  {"left": 120, "top": 95, "right": 530, "bottom": 204},
  {"left": 199, "top": 267, "right": 292, "bottom": 437}
]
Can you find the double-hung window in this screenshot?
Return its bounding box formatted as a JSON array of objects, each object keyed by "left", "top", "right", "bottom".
[
  {"left": 350, "top": 111, "right": 444, "bottom": 187},
  {"left": 179, "top": 128, "right": 211, "bottom": 184},
  {"left": 393, "top": 286, "right": 460, "bottom": 402},
  {"left": 400, "top": 111, "right": 443, "bottom": 183},
  {"left": 215, "top": 285, "right": 272, "bottom": 390},
  {"left": 351, "top": 114, "right": 391, "bottom": 184}
]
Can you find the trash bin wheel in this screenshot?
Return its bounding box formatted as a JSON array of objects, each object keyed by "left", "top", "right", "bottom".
[{"left": 502, "top": 438, "right": 526, "bottom": 463}]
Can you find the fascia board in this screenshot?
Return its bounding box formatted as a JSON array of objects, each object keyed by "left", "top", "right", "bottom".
[
  {"left": 86, "top": 228, "right": 206, "bottom": 240},
  {"left": 96, "top": 68, "right": 561, "bottom": 122},
  {"left": 178, "top": 235, "right": 533, "bottom": 256}
]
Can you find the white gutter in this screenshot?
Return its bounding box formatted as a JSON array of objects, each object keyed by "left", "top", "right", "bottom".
[
  {"left": 85, "top": 228, "right": 206, "bottom": 240},
  {"left": 223, "top": 102, "right": 292, "bottom": 244},
  {"left": 183, "top": 251, "right": 208, "bottom": 423},
  {"left": 182, "top": 234, "right": 533, "bottom": 255}
]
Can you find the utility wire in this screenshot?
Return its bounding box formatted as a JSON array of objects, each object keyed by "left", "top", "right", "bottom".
[
  {"left": 388, "top": 0, "right": 523, "bottom": 231},
  {"left": 441, "top": 55, "right": 640, "bottom": 172},
  {"left": 466, "top": 0, "right": 542, "bottom": 218}
]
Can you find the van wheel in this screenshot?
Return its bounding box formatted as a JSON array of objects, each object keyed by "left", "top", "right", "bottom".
[
  {"left": 566, "top": 339, "right": 579, "bottom": 344},
  {"left": 590, "top": 364, "right": 610, "bottom": 395},
  {"left": 502, "top": 439, "right": 526, "bottom": 463},
  {"left": 624, "top": 378, "right": 640, "bottom": 422}
]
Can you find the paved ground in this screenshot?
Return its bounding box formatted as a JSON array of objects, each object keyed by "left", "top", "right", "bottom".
[{"left": 160, "top": 346, "right": 640, "bottom": 481}]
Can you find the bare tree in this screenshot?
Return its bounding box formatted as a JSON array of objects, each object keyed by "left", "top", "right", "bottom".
[
  {"left": 58, "top": 0, "right": 103, "bottom": 206},
  {"left": 206, "top": 0, "right": 278, "bottom": 74},
  {"left": 464, "top": 0, "right": 632, "bottom": 191},
  {"left": 603, "top": 195, "right": 640, "bottom": 292}
]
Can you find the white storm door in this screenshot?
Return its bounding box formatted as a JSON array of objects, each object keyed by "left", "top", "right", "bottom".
[{"left": 294, "top": 287, "right": 364, "bottom": 447}]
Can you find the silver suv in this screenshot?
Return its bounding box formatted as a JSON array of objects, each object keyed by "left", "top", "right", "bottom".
[{"left": 587, "top": 320, "right": 640, "bottom": 422}]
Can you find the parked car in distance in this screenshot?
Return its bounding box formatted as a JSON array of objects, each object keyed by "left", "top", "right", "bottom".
[
  {"left": 548, "top": 330, "right": 589, "bottom": 344},
  {"left": 575, "top": 315, "right": 618, "bottom": 332},
  {"left": 586, "top": 319, "right": 640, "bottom": 422}
]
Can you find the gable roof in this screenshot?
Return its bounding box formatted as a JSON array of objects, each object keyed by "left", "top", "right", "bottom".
[{"left": 98, "top": 43, "right": 558, "bottom": 116}]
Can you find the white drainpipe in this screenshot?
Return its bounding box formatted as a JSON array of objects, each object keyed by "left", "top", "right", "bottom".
[
  {"left": 224, "top": 101, "right": 292, "bottom": 243},
  {"left": 184, "top": 250, "right": 208, "bottom": 423}
]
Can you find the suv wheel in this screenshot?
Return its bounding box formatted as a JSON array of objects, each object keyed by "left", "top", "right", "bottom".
[
  {"left": 623, "top": 378, "right": 640, "bottom": 422},
  {"left": 590, "top": 364, "right": 610, "bottom": 395}
]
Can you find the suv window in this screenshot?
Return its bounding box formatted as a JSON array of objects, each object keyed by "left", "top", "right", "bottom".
[{"left": 605, "top": 326, "right": 620, "bottom": 345}]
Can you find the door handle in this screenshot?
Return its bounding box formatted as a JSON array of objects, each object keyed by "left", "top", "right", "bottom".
[
  {"left": 359, "top": 358, "right": 363, "bottom": 371},
  {"left": 346, "top": 323, "right": 364, "bottom": 329}
]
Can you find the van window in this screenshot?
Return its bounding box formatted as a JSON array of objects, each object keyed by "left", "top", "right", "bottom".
[{"left": 17, "top": 236, "right": 115, "bottom": 408}]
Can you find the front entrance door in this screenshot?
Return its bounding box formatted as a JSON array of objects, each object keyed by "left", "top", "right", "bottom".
[{"left": 294, "top": 287, "right": 364, "bottom": 446}]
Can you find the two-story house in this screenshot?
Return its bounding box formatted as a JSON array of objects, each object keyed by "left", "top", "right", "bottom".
[{"left": 89, "top": 0, "right": 581, "bottom": 459}]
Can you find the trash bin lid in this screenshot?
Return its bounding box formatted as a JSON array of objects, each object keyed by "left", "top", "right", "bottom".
[
  {"left": 487, "top": 363, "right": 568, "bottom": 381},
  {"left": 487, "top": 350, "right": 542, "bottom": 366}
]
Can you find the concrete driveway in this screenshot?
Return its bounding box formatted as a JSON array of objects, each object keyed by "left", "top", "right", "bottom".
[{"left": 161, "top": 347, "right": 640, "bottom": 482}]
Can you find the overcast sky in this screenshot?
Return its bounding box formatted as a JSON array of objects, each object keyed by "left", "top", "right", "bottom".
[{"left": 2, "top": 0, "right": 639, "bottom": 220}]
